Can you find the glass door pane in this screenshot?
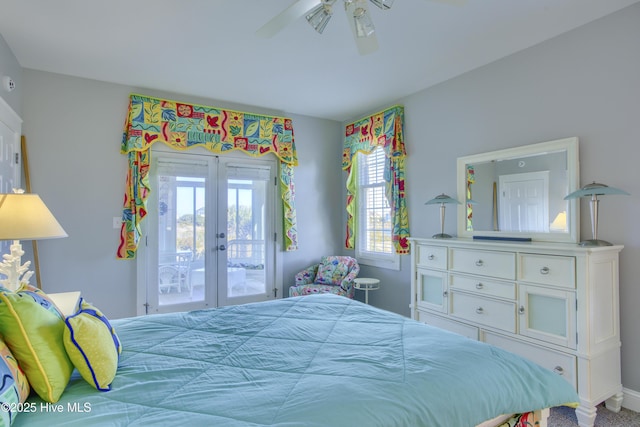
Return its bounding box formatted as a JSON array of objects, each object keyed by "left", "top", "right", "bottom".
[
  {"left": 148, "top": 153, "right": 213, "bottom": 314},
  {"left": 218, "top": 160, "right": 274, "bottom": 306},
  {"left": 158, "top": 176, "right": 205, "bottom": 306},
  {"left": 518, "top": 284, "right": 576, "bottom": 349},
  {"left": 416, "top": 269, "right": 447, "bottom": 313}
]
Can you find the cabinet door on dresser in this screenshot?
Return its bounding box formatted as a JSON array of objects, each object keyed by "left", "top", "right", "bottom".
[
  {"left": 518, "top": 284, "right": 576, "bottom": 349},
  {"left": 416, "top": 268, "right": 448, "bottom": 313}
]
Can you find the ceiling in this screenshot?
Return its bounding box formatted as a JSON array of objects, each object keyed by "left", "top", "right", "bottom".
[{"left": 1, "top": 0, "right": 638, "bottom": 121}]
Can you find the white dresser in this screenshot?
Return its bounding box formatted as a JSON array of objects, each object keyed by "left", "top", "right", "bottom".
[{"left": 409, "top": 237, "right": 623, "bottom": 427}]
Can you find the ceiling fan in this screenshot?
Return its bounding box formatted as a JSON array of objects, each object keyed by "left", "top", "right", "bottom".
[{"left": 256, "top": 0, "right": 466, "bottom": 55}]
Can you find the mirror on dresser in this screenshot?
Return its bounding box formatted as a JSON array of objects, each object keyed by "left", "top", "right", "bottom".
[{"left": 456, "top": 137, "right": 580, "bottom": 243}]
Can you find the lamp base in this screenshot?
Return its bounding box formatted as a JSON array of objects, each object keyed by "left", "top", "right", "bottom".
[
  {"left": 0, "top": 240, "right": 34, "bottom": 291},
  {"left": 578, "top": 239, "right": 613, "bottom": 247},
  {"left": 432, "top": 233, "right": 454, "bottom": 239}
]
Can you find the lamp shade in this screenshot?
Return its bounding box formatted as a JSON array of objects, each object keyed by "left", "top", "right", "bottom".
[
  {"left": 425, "top": 194, "right": 461, "bottom": 205},
  {"left": 564, "top": 182, "right": 630, "bottom": 199},
  {"left": 0, "top": 193, "right": 67, "bottom": 240}
]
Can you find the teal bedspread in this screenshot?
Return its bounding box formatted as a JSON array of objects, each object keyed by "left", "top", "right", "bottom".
[{"left": 13, "top": 294, "right": 578, "bottom": 427}]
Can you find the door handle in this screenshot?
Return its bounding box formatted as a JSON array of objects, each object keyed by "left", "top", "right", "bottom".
[{"left": 215, "top": 244, "right": 226, "bottom": 251}]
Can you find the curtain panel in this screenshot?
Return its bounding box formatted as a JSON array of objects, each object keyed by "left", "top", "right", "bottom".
[
  {"left": 466, "top": 165, "right": 475, "bottom": 231},
  {"left": 117, "top": 93, "right": 299, "bottom": 259},
  {"left": 342, "top": 105, "right": 410, "bottom": 254}
]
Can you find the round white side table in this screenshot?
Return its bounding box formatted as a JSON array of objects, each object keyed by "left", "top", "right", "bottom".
[{"left": 353, "top": 278, "right": 380, "bottom": 304}]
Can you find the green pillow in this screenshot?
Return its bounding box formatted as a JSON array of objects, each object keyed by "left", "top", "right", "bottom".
[
  {"left": 0, "top": 285, "right": 73, "bottom": 403},
  {"left": 13, "top": 284, "right": 65, "bottom": 318},
  {"left": 0, "top": 338, "right": 30, "bottom": 426},
  {"left": 63, "top": 298, "right": 121, "bottom": 391}
]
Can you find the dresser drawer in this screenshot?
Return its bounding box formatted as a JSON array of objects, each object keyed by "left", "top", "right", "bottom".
[
  {"left": 417, "top": 245, "right": 447, "bottom": 269},
  {"left": 519, "top": 254, "right": 575, "bottom": 288},
  {"left": 450, "top": 248, "right": 516, "bottom": 280},
  {"left": 450, "top": 291, "right": 516, "bottom": 333},
  {"left": 450, "top": 274, "right": 516, "bottom": 300},
  {"left": 483, "top": 331, "right": 576, "bottom": 389},
  {"left": 416, "top": 310, "right": 479, "bottom": 340}
]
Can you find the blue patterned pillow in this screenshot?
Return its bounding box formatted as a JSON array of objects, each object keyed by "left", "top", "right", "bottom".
[{"left": 0, "top": 338, "right": 30, "bottom": 426}]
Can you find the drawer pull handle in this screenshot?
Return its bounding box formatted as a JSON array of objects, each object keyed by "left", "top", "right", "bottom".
[
  {"left": 475, "top": 260, "right": 484, "bottom": 267},
  {"left": 518, "top": 306, "right": 525, "bottom": 315},
  {"left": 553, "top": 366, "right": 564, "bottom": 375},
  {"left": 475, "top": 307, "right": 484, "bottom": 314},
  {"left": 428, "top": 254, "right": 435, "bottom": 260},
  {"left": 475, "top": 283, "right": 484, "bottom": 290},
  {"left": 443, "top": 291, "right": 448, "bottom": 297},
  {"left": 540, "top": 266, "right": 550, "bottom": 275}
]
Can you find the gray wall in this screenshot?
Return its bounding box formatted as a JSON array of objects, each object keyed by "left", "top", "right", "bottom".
[
  {"left": 3, "top": 0, "right": 640, "bottom": 400},
  {"left": 355, "top": 3, "right": 640, "bottom": 395},
  {"left": 19, "top": 69, "right": 343, "bottom": 319}
]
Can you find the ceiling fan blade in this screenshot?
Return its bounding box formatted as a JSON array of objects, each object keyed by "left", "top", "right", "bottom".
[
  {"left": 345, "top": 0, "right": 379, "bottom": 55},
  {"left": 256, "top": 0, "right": 321, "bottom": 38},
  {"left": 354, "top": 32, "right": 379, "bottom": 55}
]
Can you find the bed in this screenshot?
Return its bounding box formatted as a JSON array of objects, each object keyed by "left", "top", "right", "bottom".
[{"left": 12, "top": 294, "right": 578, "bottom": 426}]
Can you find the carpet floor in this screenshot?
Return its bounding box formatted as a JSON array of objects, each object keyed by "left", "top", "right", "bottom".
[{"left": 549, "top": 404, "right": 640, "bottom": 426}]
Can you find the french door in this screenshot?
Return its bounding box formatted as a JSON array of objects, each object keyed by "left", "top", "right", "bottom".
[{"left": 139, "top": 148, "right": 277, "bottom": 314}]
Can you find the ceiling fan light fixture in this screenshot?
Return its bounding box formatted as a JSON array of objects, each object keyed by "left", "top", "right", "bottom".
[
  {"left": 369, "top": 0, "right": 395, "bottom": 10},
  {"left": 306, "top": 2, "right": 333, "bottom": 34},
  {"left": 353, "top": 6, "right": 375, "bottom": 38}
]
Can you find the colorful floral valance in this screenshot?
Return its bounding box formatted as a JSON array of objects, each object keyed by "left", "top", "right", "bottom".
[
  {"left": 117, "top": 93, "right": 298, "bottom": 259},
  {"left": 343, "top": 105, "right": 410, "bottom": 254}
]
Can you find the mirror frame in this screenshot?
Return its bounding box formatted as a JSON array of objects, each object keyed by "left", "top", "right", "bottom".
[{"left": 456, "top": 137, "right": 580, "bottom": 243}]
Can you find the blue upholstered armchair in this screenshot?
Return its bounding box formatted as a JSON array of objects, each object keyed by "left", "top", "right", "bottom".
[{"left": 288, "top": 256, "right": 360, "bottom": 299}]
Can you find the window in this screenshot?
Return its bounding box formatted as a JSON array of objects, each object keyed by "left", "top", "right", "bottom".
[{"left": 355, "top": 147, "right": 400, "bottom": 270}]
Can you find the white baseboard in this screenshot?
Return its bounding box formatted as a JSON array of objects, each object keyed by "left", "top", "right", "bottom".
[{"left": 623, "top": 387, "right": 640, "bottom": 412}]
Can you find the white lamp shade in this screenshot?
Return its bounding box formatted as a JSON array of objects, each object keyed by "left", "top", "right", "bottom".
[{"left": 0, "top": 193, "right": 67, "bottom": 240}]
